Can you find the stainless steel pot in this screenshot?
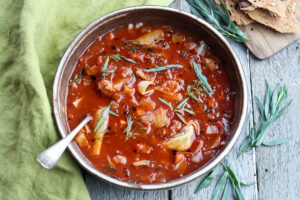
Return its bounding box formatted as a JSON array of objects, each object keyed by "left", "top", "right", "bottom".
[{"left": 53, "top": 6, "right": 248, "bottom": 190}]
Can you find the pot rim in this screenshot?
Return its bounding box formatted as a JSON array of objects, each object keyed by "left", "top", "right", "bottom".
[{"left": 53, "top": 5, "right": 248, "bottom": 190}]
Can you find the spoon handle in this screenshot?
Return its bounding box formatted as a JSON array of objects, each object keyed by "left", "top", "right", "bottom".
[{"left": 37, "top": 115, "right": 93, "bottom": 169}]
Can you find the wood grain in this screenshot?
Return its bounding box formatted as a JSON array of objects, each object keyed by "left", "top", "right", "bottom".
[
  {"left": 242, "top": 5, "right": 300, "bottom": 60},
  {"left": 249, "top": 40, "right": 300, "bottom": 200}
]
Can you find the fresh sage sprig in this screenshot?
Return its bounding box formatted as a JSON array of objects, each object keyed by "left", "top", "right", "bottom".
[
  {"left": 238, "top": 81, "right": 292, "bottom": 157},
  {"left": 186, "top": 0, "right": 248, "bottom": 42},
  {"left": 144, "top": 64, "right": 183, "bottom": 72}
]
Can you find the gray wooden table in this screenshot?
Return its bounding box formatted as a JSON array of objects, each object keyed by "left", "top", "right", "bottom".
[{"left": 84, "top": 1, "right": 300, "bottom": 199}]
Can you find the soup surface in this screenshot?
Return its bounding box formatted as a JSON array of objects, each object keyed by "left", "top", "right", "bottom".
[{"left": 67, "top": 22, "right": 235, "bottom": 184}]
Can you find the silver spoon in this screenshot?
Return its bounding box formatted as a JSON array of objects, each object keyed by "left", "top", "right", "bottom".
[{"left": 37, "top": 115, "right": 93, "bottom": 169}]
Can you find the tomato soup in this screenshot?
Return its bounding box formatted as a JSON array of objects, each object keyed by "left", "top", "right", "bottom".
[{"left": 66, "top": 22, "right": 235, "bottom": 184}]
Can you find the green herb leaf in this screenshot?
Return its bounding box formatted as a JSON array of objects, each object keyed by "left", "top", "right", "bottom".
[
  {"left": 187, "top": 0, "right": 248, "bottom": 42},
  {"left": 183, "top": 108, "right": 195, "bottom": 115},
  {"left": 109, "top": 110, "right": 119, "bottom": 116},
  {"left": 144, "top": 64, "right": 183, "bottom": 72},
  {"left": 192, "top": 61, "right": 214, "bottom": 96},
  {"left": 177, "top": 98, "right": 189, "bottom": 109},
  {"left": 102, "top": 57, "right": 110, "bottom": 79},
  {"left": 175, "top": 112, "right": 187, "bottom": 125},
  {"left": 111, "top": 54, "right": 136, "bottom": 63},
  {"left": 124, "top": 113, "right": 133, "bottom": 141},
  {"left": 238, "top": 81, "right": 292, "bottom": 156},
  {"left": 158, "top": 98, "right": 173, "bottom": 110},
  {"left": 124, "top": 40, "right": 149, "bottom": 53},
  {"left": 187, "top": 84, "right": 203, "bottom": 103},
  {"left": 69, "top": 68, "right": 84, "bottom": 86},
  {"left": 211, "top": 172, "right": 228, "bottom": 200},
  {"left": 221, "top": 178, "right": 231, "bottom": 200},
  {"left": 104, "top": 165, "right": 116, "bottom": 172},
  {"left": 194, "top": 165, "right": 221, "bottom": 194},
  {"left": 94, "top": 105, "right": 111, "bottom": 132},
  {"left": 262, "top": 136, "right": 293, "bottom": 146}
]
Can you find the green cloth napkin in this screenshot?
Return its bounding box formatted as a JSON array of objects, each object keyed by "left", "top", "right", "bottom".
[{"left": 0, "top": 0, "right": 172, "bottom": 199}]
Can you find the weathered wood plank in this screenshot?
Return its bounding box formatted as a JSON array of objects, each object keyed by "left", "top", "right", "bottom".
[
  {"left": 249, "top": 40, "right": 300, "bottom": 200},
  {"left": 85, "top": 173, "right": 168, "bottom": 200},
  {"left": 170, "top": 0, "right": 257, "bottom": 199}
]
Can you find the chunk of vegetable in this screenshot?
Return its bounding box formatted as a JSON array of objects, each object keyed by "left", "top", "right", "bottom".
[
  {"left": 136, "top": 144, "right": 152, "bottom": 154},
  {"left": 163, "top": 123, "right": 195, "bottom": 151},
  {"left": 75, "top": 130, "right": 89, "bottom": 147},
  {"left": 97, "top": 80, "right": 116, "bottom": 95},
  {"left": 156, "top": 80, "right": 183, "bottom": 101},
  {"left": 136, "top": 68, "right": 153, "bottom": 81},
  {"left": 91, "top": 108, "right": 109, "bottom": 155},
  {"left": 86, "top": 65, "right": 99, "bottom": 76},
  {"left": 138, "top": 81, "right": 154, "bottom": 95},
  {"left": 136, "top": 108, "right": 145, "bottom": 116},
  {"left": 140, "top": 112, "right": 155, "bottom": 126},
  {"left": 113, "top": 79, "right": 124, "bottom": 91},
  {"left": 206, "top": 125, "right": 219, "bottom": 134},
  {"left": 209, "top": 136, "right": 221, "bottom": 149},
  {"left": 174, "top": 153, "right": 187, "bottom": 175},
  {"left": 154, "top": 108, "right": 169, "bottom": 128},
  {"left": 113, "top": 155, "right": 127, "bottom": 165},
  {"left": 133, "top": 160, "right": 150, "bottom": 166},
  {"left": 172, "top": 32, "right": 185, "bottom": 43},
  {"left": 140, "top": 98, "right": 156, "bottom": 111},
  {"left": 124, "top": 86, "right": 135, "bottom": 95},
  {"left": 204, "top": 57, "right": 218, "bottom": 70},
  {"left": 72, "top": 97, "right": 83, "bottom": 108},
  {"left": 136, "top": 29, "right": 164, "bottom": 45}
]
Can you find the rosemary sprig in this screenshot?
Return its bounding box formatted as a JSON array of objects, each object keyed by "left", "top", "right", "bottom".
[
  {"left": 123, "top": 40, "right": 148, "bottom": 53},
  {"left": 69, "top": 68, "right": 84, "bottom": 86},
  {"left": 111, "top": 54, "right": 136, "bottom": 64},
  {"left": 186, "top": 0, "right": 248, "bottom": 42},
  {"left": 94, "top": 104, "right": 111, "bottom": 133},
  {"left": 124, "top": 113, "right": 133, "bottom": 141},
  {"left": 158, "top": 98, "right": 173, "bottom": 110},
  {"left": 238, "top": 81, "right": 292, "bottom": 157},
  {"left": 187, "top": 84, "right": 203, "bottom": 103},
  {"left": 175, "top": 97, "right": 195, "bottom": 116},
  {"left": 144, "top": 64, "right": 183, "bottom": 72},
  {"left": 102, "top": 57, "right": 110, "bottom": 79},
  {"left": 192, "top": 61, "right": 214, "bottom": 96}
]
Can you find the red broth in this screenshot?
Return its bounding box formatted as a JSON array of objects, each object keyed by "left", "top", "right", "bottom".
[{"left": 66, "top": 23, "right": 235, "bottom": 184}]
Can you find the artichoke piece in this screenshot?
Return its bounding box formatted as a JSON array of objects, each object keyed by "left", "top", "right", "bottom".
[
  {"left": 136, "top": 29, "right": 164, "bottom": 45},
  {"left": 163, "top": 123, "right": 195, "bottom": 151},
  {"left": 154, "top": 108, "right": 169, "bottom": 128},
  {"left": 138, "top": 81, "right": 154, "bottom": 95}
]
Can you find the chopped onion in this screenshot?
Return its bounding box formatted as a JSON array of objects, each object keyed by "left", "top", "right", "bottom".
[{"left": 206, "top": 125, "right": 219, "bottom": 134}]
